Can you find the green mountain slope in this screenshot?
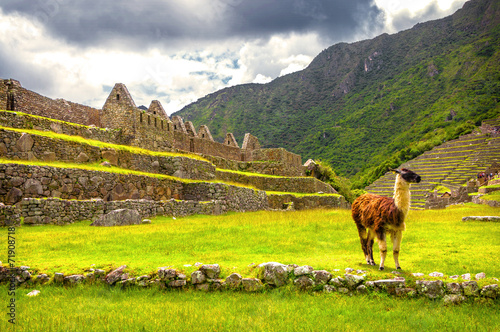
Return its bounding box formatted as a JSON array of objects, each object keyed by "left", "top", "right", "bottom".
[{"left": 172, "top": 0, "right": 500, "bottom": 183}]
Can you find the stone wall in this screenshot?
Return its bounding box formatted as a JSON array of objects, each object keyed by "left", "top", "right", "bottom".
[
  {"left": 204, "top": 155, "right": 305, "bottom": 177},
  {"left": 252, "top": 148, "right": 303, "bottom": 176},
  {"left": 0, "top": 163, "right": 266, "bottom": 205},
  {"left": 425, "top": 187, "right": 474, "bottom": 209},
  {"left": 267, "top": 194, "right": 350, "bottom": 210},
  {"left": 0, "top": 79, "right": 100, "bottom": 127},
  {"left": 215, "top": 170, "right": 336, "bottom": 194},
  {"left": 15, "top": 198, "right": 224, "bottom": 226},
  {"left": 0, "top": 110, "right": 128, "bottom": 145},
  {"left": 0, "top": 130, "right": 216, "bottom": 180}
]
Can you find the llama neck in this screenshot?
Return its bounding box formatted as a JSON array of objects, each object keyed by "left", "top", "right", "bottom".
[{"left": 393, "top": 174, "right": 411, "bottom": 217}]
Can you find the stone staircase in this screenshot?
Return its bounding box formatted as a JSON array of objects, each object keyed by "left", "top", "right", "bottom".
[{"left": 365, "top": 131, "right": 500, "bottom": 209}]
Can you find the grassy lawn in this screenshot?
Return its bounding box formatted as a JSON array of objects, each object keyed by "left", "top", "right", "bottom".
[{"left": 1, "top": 204, "right": 499, "bottom": 331}]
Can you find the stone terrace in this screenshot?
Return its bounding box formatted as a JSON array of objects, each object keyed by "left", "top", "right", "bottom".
[{"left": 365, "top": 130, "right": 500, "bottom": 209}]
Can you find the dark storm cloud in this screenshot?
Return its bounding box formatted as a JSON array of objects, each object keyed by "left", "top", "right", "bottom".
[
  {"left": 391, "top": 0, "right": 465, "bottom": 32},
  {"left": 0, "top": 0, "right": 384, "bottom": 48}
]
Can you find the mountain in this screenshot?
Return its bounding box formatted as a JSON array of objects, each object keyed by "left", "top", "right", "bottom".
[{"left": 172, "top": 0, "right": 500, "bottom": 184}]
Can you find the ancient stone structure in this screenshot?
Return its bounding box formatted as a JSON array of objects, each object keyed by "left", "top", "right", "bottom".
[{"left": 0, "top": 79, "right": 303, "bottom": 176}]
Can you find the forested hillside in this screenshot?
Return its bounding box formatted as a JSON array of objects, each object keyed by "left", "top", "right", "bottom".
[{"left": 173, "top": 0, "right": 500, "bottom": 186}]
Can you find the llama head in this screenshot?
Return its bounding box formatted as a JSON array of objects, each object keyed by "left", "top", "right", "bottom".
[{"left": 393, "top": 168, "right": 421, "bottom": 184}]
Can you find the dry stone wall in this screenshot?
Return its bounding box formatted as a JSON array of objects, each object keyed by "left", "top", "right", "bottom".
[
  {"left": 0, "top": 163, "right": 266, "bottom": 205},
  {"left": 267, "top": 193, "right": 350, "bottom": 210},
  {"left": 0, "top": 130, "right": 216, "bottom": 180},
  {"left": 215, "top": 170, "right": 337, "bottom": 194}
]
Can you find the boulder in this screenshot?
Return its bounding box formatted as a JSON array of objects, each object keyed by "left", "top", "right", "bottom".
[
  {"left": 101, "top": 149, "right": 118, "bottom": 166},
  {"left": 24, "top": 179, "right": 43, "bottom": 195},
  {"left": 105, "top": 265, "right": 127, "bottom": 285},
  {"left": 158, "top": 268, "right": 177, "bottom": 281},
  {"left": 76, "top": 152, "right": 90, "bottom": 163},
  {"left": 90, "top": 209, "right": 141, "bottom": 226},
  {"left": 313, "top": 270, "right": 332, "bottom": 285},
  {"left": 200, "top": 264, "right": 220, "bottom": 279},
  {"left": 6, "top": 188, "right": 23, "bottom": 204},
  {"left": 446, "top": 282, "right": 462, "bottom": 294},
  {"left": 64, "top": 274, "right": 85, "bottom": 285},
  {"left": 242, "top": 278, "right": 263, "bottom": 292},
  {"left": 258, "top": 262, "right": 291, "bottom": 287},
  {"left": 191, "top": 271, "right": 207, "bottom": 285},
  {"left": 480, "top": 284, "right": 498, "bottom": 298},
  {"left": 444, "top": 294, "right": 467, "bottom": 305},
  {"left": 462, "top": 281, "right": 480, "bottom": 296},
  {"left": 224, "top": 273, "right": 242, "bottom": 289},
  {"left": 344, "top": 274, "right": 365, "bottom": 289},
  {"left": 294, "top": 265, "right": 313, "bottom": 277},
  {"left": 294, "top": 276, "right": 314, "bottom": 291},
  {"left": 16, "top": 133, "right": 34, "bottom": 152},
  {"left": 416, "top": 280, "right": 444, "bottom": 299}
]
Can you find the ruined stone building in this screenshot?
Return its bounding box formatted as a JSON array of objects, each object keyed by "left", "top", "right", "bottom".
[{"left": 0, "top": 78, "right": 303, "bottom": 176}]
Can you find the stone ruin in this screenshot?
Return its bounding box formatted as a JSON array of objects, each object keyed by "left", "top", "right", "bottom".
[{"left": 0, "top": 79, "right": 303, "bottom": 177}]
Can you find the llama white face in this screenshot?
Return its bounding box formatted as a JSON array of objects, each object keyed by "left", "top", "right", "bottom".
[{"left": 399, "top": 168, "right": 421, "bottom": 184}]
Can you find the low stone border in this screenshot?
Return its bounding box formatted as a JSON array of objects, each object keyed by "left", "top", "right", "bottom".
[
  {"left": 1, "top": 263, "right": 498, "bottom": 305},
  {"left": 462, "top": 216, "right": 500, "bottom": 222}
]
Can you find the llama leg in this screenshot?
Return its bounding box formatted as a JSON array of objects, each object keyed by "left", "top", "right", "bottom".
[
  {"left": 356, "top": 223, "right": 371, "bottom": 264},
  {"left": 366, "top": 230, "right": 376, "bottom": 265},
  {"left": 392, "top": 231, "right": 403, "bottom": 269},
  {"left": 377, "top": 230, "right": 387, "bottom": 270}
]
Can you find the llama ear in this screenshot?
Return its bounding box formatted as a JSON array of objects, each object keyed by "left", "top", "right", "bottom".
[{"left": 389, "top": 168, "right": 401, "bottom": 174}]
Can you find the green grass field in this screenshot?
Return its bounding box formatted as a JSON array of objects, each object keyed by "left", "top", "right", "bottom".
[{"left": 1, "top": 204, "right": 499, "bottom": 331}]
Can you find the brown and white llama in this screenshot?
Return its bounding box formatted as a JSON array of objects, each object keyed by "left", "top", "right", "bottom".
[{"left": 352, "top": 168, "right": 421, "bottom": 270}]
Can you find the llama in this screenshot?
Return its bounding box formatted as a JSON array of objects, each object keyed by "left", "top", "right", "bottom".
[{"left": 352, "top": 168, "right": 421, "bottom": 270}]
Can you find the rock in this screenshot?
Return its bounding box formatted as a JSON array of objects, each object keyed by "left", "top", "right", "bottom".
[
  {"left": 24, "top": 179, "right": 43, "bottom": 195},
  {"left": 26, "top": 290, "right": 40, "bottom": 297},
  {"left": 395, "top": 288, "right": 416, "bottom": 297},
  {"left": 195, "top": 283, "right": 210, "bottom": 292},
  {"left": 105, "top": 265, "right": 127, "bottom": 285},
  {"left": 258, "top": 262, "right": 291, "bottom": 287},
  {"left": 416, "top": 280, "right": 444, "bottom": 299},
  {"left": 461, "top": 281, "right": 480, "bottom": 296},
  {"left": 329, "top": 277, "right": 344, "bottom": 287},
  {"left": 141, "top": 219, "right": 152, "bottom": 224},
  {"left": 101, "top": 149, "right": 118, "bottom": 166},
  {"left": 94, "top": 269, "right": 106, "bottom": 278},
  {"left": 200, "top": 264, "right": 220, "bottom": 279},
  {"left": 373, "top": 279, "right": 406, "bottom": 293},
  {"left": 446, "top": 282, "right": 462, "bottom": 294},
  {"left": 323, "top": 285, "right": 336, "bottom": 293},
  {"left": 344, "top": 274, "right": 365, "bottom": 289},
  {"left": 345, "top": 268, "right": 354, "bottom": 273},
  {"left": 6, "top": 187, "right": 23, "bottom": 204},
  {"left": 429, "top": 272, "right": 444, "bottom": 278},
  {"left": 475, "top": 272, "right": 486, "bottom": 280},
  {"left": 461, "top": 273, "right": 471, "bottom": 280},
  {"left": 480, "top": 284, "right": 498, "bottom": 298},
  {"left": 16, "top": 133, "right": 34, "bottom": 152},
  {"left": 168, "top": 280, "right": 186, "bottom": 288},
  {"left": 35, "top": 274, "right": 50, "bottom": 284},
  {"left": 444, "top": 294, "right": 467, "bottom": 305},
  {"left": 294, "top": 265, "right": 313, "bottom": 276},
  {"left": 54, "top": 273, "right": 64, "bottom": 284},
  {"left": 41, "top": 151, "right": 56, "bottom": 162},
  {"left": 242, "top": 278, "right": 263, "bottom": 292},
  {"left": 449, "top": 275, "right": 459, "bottom": 279},
  {"left": 294, "top": 276, "right": 314, "bottom": 291},
  {"left": 118, "top": 278, "right": 136, "bottom": 288},
  {"left": 338, "top": 287, "right": 350, "bottom": 294},
  {"left": 90, "top": 209, "right": 141, "bottom": 226},
  {"left": 224, "top": 273, "right": 242, "bottom": 289},
  {"left": 64, "top": 274, "right": 85, "bottom": 285},
  {"left": 191, "top": 271, "right": 207, "bottom": 285},
  {"left": 0, "top": 142, "right": 7, "bottom": 155},
  {"left": 313, "top": 270, "right": 332, "bottom": 285},
  {"left": 356, "top": 285, "right": 367, "bottom": 294},
  {"left": 158, "top": 268, "right": 177, "bottom": 281},
  {"left": 76, "top": 152, "right": 90, "bottom": 163}
]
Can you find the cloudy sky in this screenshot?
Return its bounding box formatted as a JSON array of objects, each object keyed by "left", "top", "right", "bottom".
[{"left": 0, "top": 0, "right": 467, "bottom": 114}]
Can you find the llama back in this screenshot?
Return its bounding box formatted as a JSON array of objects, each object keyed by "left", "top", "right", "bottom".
[{"left": 352, "top": 193, "right": 404, "bottom": 232}]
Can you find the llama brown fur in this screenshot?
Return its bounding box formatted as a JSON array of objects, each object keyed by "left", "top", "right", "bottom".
[{"left": 352, "top": 168, "right": 421, "bottom": 270}]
